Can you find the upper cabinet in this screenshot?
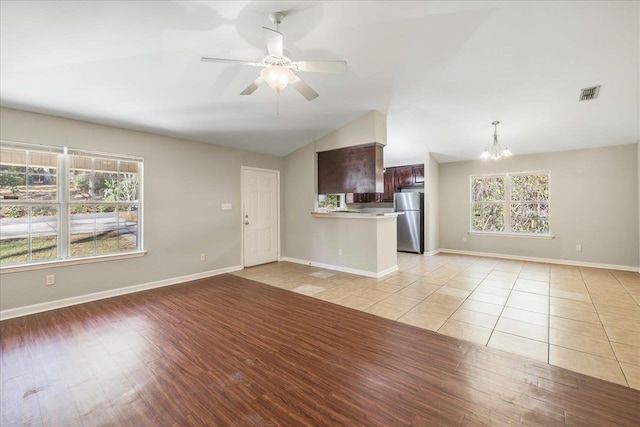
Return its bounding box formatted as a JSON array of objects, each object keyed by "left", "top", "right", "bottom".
[
  {"left": 395, "top": 166, "right": 414, "bottom": 187},
  {"left": 413, "top": 165, "right": 424, "bottom": 184},
  {"left": 317, "top": 143, "right": 384, "bottom": 194},
  {"left": 381, "top": 164, "right": 424, "bottom": 202},
  {"left": 383, "top": 168, "right": 396, "bottom": 202}
]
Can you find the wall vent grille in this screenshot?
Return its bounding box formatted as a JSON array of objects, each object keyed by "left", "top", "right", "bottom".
[{"left": 579, "top": 85, "right": 600, "bottom": 101}]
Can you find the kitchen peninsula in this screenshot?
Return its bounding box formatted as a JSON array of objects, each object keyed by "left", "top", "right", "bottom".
[
  {"left": 282, "top": 110, "right": 402, "bottom": 279},
  {"left": 309, "top": 211, "right": 402, "bottom": 278}
]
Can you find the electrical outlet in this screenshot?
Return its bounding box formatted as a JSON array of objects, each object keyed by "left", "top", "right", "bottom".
[
  {"left": 45, "top": 274, "right": 55, "bottom": 286},
  {"left": 200, "top": 253, "right": 206, "bottom": 261},
  {"left": 338, "top": 249, "right": 343, "bottom": 256},
  {"left": 575, "top": 245, "right": 582, "bottom": 252},
  {"left": 462, "top": 237, "right": 467, "bottom": 243}
]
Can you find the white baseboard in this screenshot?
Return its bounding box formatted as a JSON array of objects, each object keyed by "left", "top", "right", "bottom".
[
  {"left": 0, "top": 265, "right": 243, "bottom": 321},
  {"left": 9, "top": 248, "right": 633, "bottom": 321},
  {"left": 438, "top": 249, "right": 639, "bottom": 272},
  {"left": 279, "top": 257, "right": 398, "bottom": 278},
  {"left": 376, "top": 264, "right": 400, "bottom": 277}
]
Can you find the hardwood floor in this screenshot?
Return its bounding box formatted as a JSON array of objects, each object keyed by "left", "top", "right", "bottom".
[{"left": 2, "top": 274, "right": 640, "bottom": 426}]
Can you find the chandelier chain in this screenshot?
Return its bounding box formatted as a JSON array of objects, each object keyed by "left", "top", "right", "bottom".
[{"left": 481, "top": 121, "right": 512, "bottom": 160}]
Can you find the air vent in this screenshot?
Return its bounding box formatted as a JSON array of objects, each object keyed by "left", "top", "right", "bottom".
[{"left": 579, "top": 85, "right": 600, "bottom": 101}]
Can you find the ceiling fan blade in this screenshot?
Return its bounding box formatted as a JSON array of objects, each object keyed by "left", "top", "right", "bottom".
[
  {"left": 290, "top": 74, "right": 319, "bottom": 101},
  {"left": 263, "top": 27, "right": 283, "bottom": 58},
  {"left": 201, "top": 57, "right": 262, "bottom": 67},
  {"left": 240, "top": 76, "right": 264, "bottom": 95},
  {"left": 293, "top": 60, "right": 347, "bottom": 74}
]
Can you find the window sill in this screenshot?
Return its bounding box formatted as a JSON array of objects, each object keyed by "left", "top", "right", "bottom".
[
  {"left": 468, "top": 232, "right": 555, "bottom": 240},
  {"left": 0, "top": 251, "right": 147, "bottom": 274}
]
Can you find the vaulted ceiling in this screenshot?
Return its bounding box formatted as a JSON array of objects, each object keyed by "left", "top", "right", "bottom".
[{"left": 1, "top": 1, "right": 638, "bottom": 164}]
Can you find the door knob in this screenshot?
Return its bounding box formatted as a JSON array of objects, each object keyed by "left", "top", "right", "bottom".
[{"left": 244, "top": 221, "right": 250, "bottom": 225}]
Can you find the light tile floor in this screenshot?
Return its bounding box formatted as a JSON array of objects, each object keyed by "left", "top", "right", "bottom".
[{"left": 232, "top": 253, "right": 640, "bottom": 390}]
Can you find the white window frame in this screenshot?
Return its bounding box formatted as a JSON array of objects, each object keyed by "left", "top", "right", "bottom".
[
  {"left": 0, "top": 141, "right": 145, "bottom": 271},
  {"left": 469, "top": 170, "right": 553, "bottom": 238},
  {"left": 317, "top": 193, "right": 346, "bottom": 211}
]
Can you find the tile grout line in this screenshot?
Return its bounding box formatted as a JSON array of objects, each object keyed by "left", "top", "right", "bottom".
[
  {"left": 578, "top": 266, "right": 630, "bottom": 388},
  {"left": 436, "top": 257, "right": 474, "bottom": 329},
  {"left": 609, "top": 269, "right": 640, "bottom": 309},
  {"left": 434, "top": 254, "right": 498, "bottom": 337},
  {"left": 481, "top": 259, "right": 525, "bottom": 349},
  {"left": 399, "top": 255, "right": 474, "bottom": 328}
]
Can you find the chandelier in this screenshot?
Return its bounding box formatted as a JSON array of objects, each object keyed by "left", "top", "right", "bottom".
[{"left": 480, "top": 121, "right": 512, "bottom": 160}]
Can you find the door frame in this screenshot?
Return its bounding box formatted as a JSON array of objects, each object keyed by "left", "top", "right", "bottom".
[{"left": 240, "top": 166, "right": 281, "bottom": 268}]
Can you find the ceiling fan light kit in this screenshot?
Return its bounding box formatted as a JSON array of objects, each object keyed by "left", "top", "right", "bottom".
[
  {"left": 201, "top": 12, "right": 347, "bottom": 101},
  {"left": 481, "top": 121, "right": 513, "bottom": 160},
  {"left": 260, "top": 65, "right": 294, "bottom": 92}
]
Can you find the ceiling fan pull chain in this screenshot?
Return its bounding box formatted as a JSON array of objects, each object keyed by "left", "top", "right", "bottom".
[{"left": 277, "top": 92, "right": 280, "bottom": 116}]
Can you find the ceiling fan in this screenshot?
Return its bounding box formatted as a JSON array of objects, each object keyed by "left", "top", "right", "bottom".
[{"left": 201, "top": 12, "right": 347, "bottom": 101}]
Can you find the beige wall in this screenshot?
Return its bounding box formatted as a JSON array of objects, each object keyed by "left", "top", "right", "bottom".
[
  {"left": 0, "top": 107, "right": 283, "bottom": 311},
  {"left": 438, "top": 144, "right": 639, "bottom": 268},
  {"left": 315, "top": 110, "right": 387, "bottom": 152},
  {"left": 425, "top": 153, "right": 440, "bottom": 253},
  {"left": 282, "top": 142, "right": 316, "bottom": 260}
]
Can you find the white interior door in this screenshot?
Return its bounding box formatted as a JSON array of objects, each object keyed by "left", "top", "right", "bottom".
[{"left": 243, "top": 168, "right": 279, "bottom": 267}]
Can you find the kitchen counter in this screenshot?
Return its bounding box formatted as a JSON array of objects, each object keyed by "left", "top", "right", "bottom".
[{"left": 310, "top": 211, "right": 403, "bottom": 219}]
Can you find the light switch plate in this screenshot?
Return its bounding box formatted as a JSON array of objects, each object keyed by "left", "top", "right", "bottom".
[{"left": 221, "top": 203, "right": 232, "bottom": 210}]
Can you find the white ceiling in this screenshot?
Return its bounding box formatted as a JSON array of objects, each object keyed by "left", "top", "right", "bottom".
[{"left": 1, "top": 1, "right": 638, "bottom": 164}]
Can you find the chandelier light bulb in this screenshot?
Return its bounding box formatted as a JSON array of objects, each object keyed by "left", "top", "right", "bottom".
[
  {"left": 480, "top": 120, "right": 512, "bottom": 160},
  {"left": 260, "top": 65, "right": 294, "bottom": 92}
]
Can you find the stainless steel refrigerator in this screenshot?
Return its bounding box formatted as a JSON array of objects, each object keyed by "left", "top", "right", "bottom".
[{"left": 394, "top": 192, "right": 424, "bottom": 254}]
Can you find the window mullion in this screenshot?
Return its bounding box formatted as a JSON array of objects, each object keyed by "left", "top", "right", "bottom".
[
  {"left": 25, "top": 151, "right": 30, "bottom": 203},
  {"left": 505, "top": 173, "right": 511, "bottom": 233},
  {"left": 93, "top": 206, "right": 97, "bottom": 256},
  {"left": 59, "top": 150, "right": 68, "bottom": 260},
  {"left": 138, "top": 162, "right": 144, "bottom": 250},
  {"left": 27, "top": 206, "right": 32, "bottom": 262}
]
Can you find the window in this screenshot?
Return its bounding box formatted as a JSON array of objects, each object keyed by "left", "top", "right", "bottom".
[
  {"left": 317, "top": 193, "right": 345, "bottom": 211},
  {"left": 0, "top": 146, "right": 61, "bottom": 264},
  {"left": 0, "top": 142, "right": 143, "bottom": 267},
  {"left": 471, "top": 171, "right": 550, "bottom": 235}
]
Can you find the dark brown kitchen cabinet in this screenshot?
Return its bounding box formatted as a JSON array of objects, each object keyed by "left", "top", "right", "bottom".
[
  {"left": 382, "top": 168, "right": 396, "bottom": 202},
  {"left": 395, "top": 164, "right": 424, "bottom": 188},
  {"left": 381, "top": 164, "right": 424, "bottom": 202},
  {"left": 413, "top": 165, "right": 424, "bottom": 184},
  {"left": 346, "top": 193, "right": 376, "bottom": 203},
  {"left": 395, "top": 166, "right": 414, "bottom": 187},
  {"left": 317, "top": 143, "right": 384, "bottom": 194}
]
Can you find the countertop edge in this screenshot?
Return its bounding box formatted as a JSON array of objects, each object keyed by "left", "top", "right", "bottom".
[{"left": 310, "top": 212, "right": 403, "bottom": 219}]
